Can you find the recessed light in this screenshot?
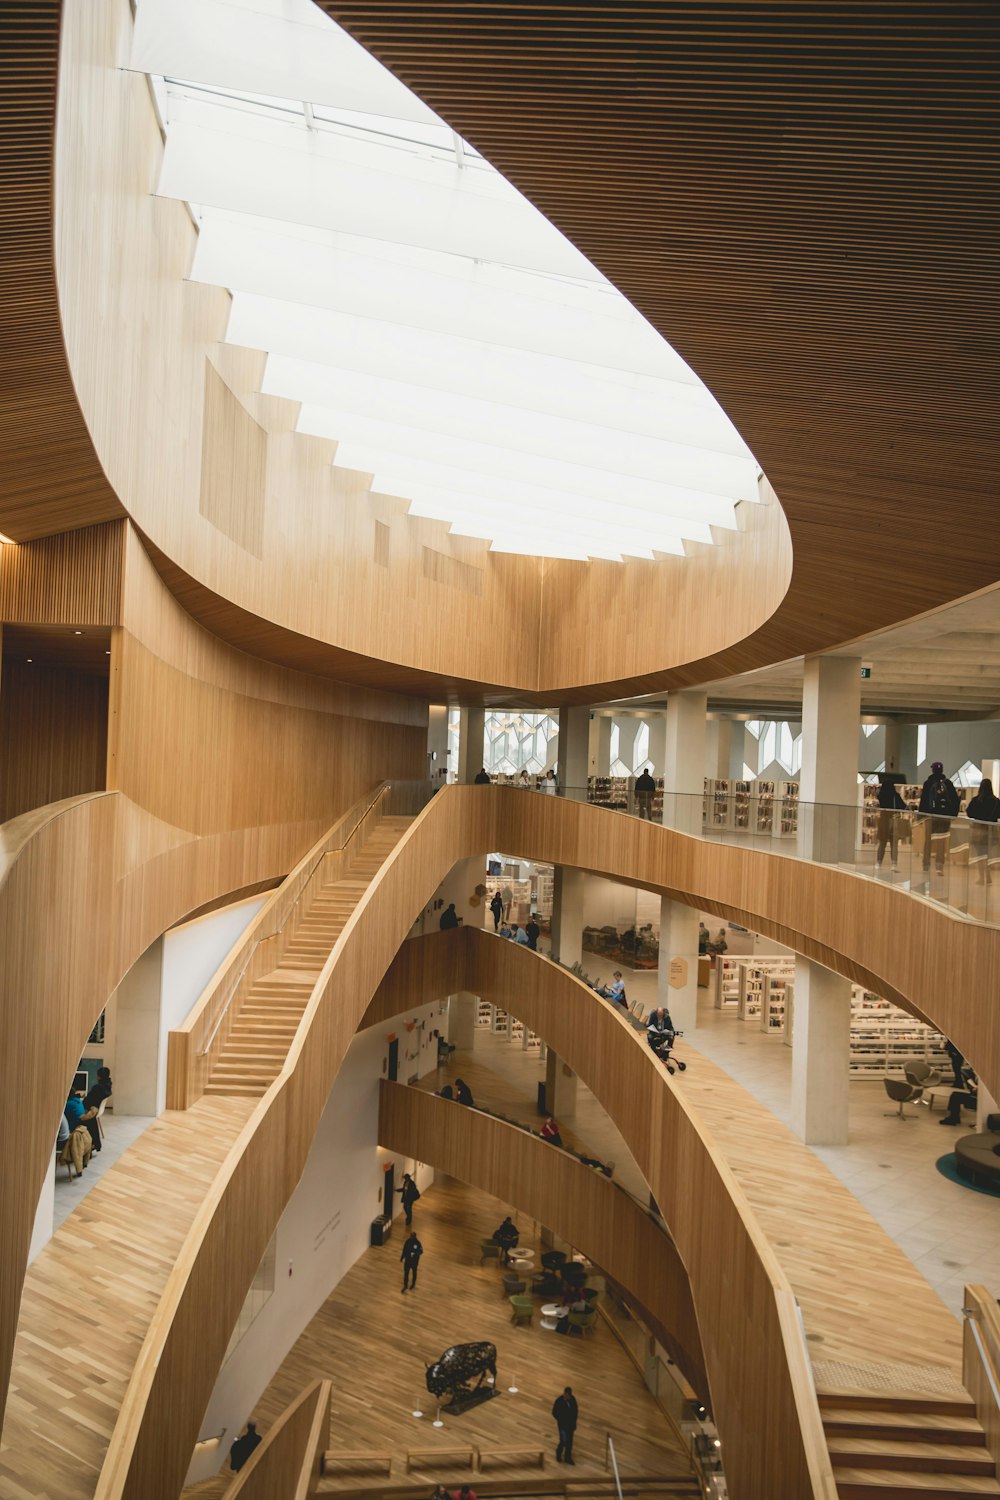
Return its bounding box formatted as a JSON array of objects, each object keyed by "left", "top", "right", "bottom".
[
  {"left": 26, "top": 658, "right": 32, "bottom": 663},
  {"left": 74, "top": 630, "right": 83, "bottom": 636},
  {"left": 105, "top": 649, "right": 111, "bottom": 655}
]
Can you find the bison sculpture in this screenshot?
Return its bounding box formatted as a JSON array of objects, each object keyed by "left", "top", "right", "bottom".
[{"left": 425, "top": 1341, "right": 498, "bottom": 1402}]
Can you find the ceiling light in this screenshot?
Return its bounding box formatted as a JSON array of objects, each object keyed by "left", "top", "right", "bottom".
[{"left": 74, "top": 630, "right": 83, "bottom": 636}]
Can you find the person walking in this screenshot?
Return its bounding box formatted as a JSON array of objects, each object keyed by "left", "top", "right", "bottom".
[
  {"left": 966, "top": 778, "right": 1000, "bottom": 882},
  {"left": 400, "top": 1230, "right": 423, "bottom": 1292},
  {"left": 918, "top": 761, "right": 960, "bottom": 873},
  {"left": 875, "top": 775, "right": 907, "bottom": 869},
  {"left": 525, "top": 913, "right": 540, "bottom": 950},
  {"left": 490, "top": 890, "right": 503, "bottom": 930},
  {"left": 552, "top": 1387, "right": 578, "bottom": 1463},
  {"left": 397, "top": 1171, "right": 420, "bottom": 1226},
  {"left": 635, "top": 765, "right": 656, "bottom": 820}
]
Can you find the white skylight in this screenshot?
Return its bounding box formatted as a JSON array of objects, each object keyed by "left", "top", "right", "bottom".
[{"left": 132, "top": 0, "right": 763, "bottom": 562}]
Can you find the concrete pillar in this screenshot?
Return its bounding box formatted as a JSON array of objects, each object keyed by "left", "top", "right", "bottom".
[
  {"left": 646, "top": 713, "right": 667, "bottom": 777},
  {"left": 713, "top": 717, "right": 745, "bottom": 781},
  {"left": 545, "top": 1049, "right": 579, "bottom": 1119},
  {"left": 427, "top": 704, "right": 449, "bottom": 786},
  {"left": 449, "top": 993, "right": 477, "bottom": 1051},
  {"left": 616, "top": 716, "right": 640, "bottom": 774},
  {"left": 551, "top": 867, "right": 585, "bottom": 969},
  {"left": 590, "top": 715, "right": 613, "bottom": 776},
  {"left": 728, "top": 720, "right": 747, "bottom": 780},
  {"left": 884, "top": 721, "right": 919, "bottom": 780},
  {"left": 457, "top": 707, "right": 486, "bottom": 785},
  {"left": 558, "top": 705, "right": 590, "bottom": 796},
  {"left": 662, "top": 689, "right": 707, "bottom": 833},
  {"left": 791, "top": 957, "right": 852, "bottom": 1144},
  {"left": 799, "top": 656, "right": 861, "bottom": 862},
  {"left": 114, "top": 938, "right": 165, "bottom": 1116},
  {"left": 658, "top": 898, "right": 700, "bottom": 1034}
]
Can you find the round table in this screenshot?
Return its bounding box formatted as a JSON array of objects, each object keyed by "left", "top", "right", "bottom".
[
  {"left": 510, "top": 1249, "right": 535, "bottom": 1266},
  {"left": 540, "top": 1303, "right": 568, "bottom": 1331}
]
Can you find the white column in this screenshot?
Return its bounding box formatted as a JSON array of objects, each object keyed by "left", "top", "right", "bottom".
[
  {"left": 114, "top": 938, "right": 165, "bottom": 1115},
  {"left": 884, "top": 721, "right": 919, "bottom": 780},
  {"left": 449, "top": 993, "right": 477, "bottom": 1051},
  {"left": 791, "top": 957, "right": 852, "bottom": 1144},
  {"left": 558, "top": 705, "right": 590, "bottom": 796},
  {"left": 728, "top": 720, "right": 747, "bottom": 781},
  {"left": 545, "top": 1049, "right": 579, "bottom": 1118},
  {"left": 646, "top": 712, "right": 667, "bottom": 777},
  {"left": 457, "top": 707, "right": 486, "bottom": 785},
  {"left": 662, "top": 689, "right": 707, "bottom": 833},
  {"left": 551, "top": 867, "right": 585, "bottom": 969},
  {"left": 427, "top": 704, "right": 449, "bottom": 786},
  {"left": 590, "top": 715, "right": 613, "bottom": 776},
  {"left": 798, "top": 656, "right": 861, "bottom": 863},
  {"left": 657, "top": 898, "right": 700, "bottom": 1034}
]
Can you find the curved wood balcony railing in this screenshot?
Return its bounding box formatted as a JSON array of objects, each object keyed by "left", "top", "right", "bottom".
[
  {"left": 378, "top": 1080, "right": 707, "bottom": 1397},
  {"left": 218, "top": 1379, "right": 331, "bottom": 1500},
  {"left": 9, "top": 784, "right": 999, "bottom": 1500}
]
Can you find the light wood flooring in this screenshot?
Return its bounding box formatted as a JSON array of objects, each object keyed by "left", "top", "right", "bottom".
[
  {"left": 182, "top": 1177, "right": 695, "bottom": 1499},
  {"left": 452, "top": 1030, "right": 965, "bottom": 1392},
  {"left": 0, "top": 1095, "right": 256, "bottom": 1500}
]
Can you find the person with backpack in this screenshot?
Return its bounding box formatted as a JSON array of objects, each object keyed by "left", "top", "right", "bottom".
[
  {"left": 918, "top": 761, "right": 960, "bottom": 872},
  {"left": 635, "top": 765, "right": 656, "bottom": 820},
  {"left": 397, "top": 1171, "right": 420, "bottom": 1226}
]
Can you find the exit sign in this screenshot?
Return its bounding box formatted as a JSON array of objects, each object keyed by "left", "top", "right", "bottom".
[{"left": 860, "top": 665, "right": 872, "bottom": 679}]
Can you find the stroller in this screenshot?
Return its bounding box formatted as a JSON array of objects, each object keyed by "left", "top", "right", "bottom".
[{"left": 647, "top": 1023, "right": 687, "bottom": 1075}]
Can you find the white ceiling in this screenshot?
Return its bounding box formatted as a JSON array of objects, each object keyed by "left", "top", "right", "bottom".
[{"left": 131, "top": 0, "right": 763, "bottom": 563}]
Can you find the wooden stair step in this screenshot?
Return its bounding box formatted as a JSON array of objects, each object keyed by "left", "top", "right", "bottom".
[
  {"left": 823, "top": 1411, "right": 987, "bottom": 1447},
  {"left": 204, "top": 1082, "right": 269, "bottom": 1097},
  {"left": 828, "top": 1439, "right": 997, "bottom": 1475},
  {"left": 833, "top": 1468, "right": 1000, "bottom": 1497},
  {"left": 819, "top": 1395, "right": 977, "bottom": 1418}
]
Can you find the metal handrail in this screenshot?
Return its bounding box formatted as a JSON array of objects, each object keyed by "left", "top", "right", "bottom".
[
  {"left": 605, "top": 1433, "right": 624, "bottom": 1500},
  {"left": 198, "top": 784, "right": 389, "bottom": 1058},
  {"left": 963, "top": 1302, "right": 1000, "bottom": 1413}
]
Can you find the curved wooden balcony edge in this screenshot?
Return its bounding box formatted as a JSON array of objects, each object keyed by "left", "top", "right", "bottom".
[
  {"left": 0, "top": 791, "right": 341, "bottom": 1438},
  {"left": 219, "top": 1378, "right": 330, "bottom": 1500},
  {"left": 377, "top": 1079, "right": 707, "bottom": 1399},
  {"left": 366, "top": 927, "right": 837, "bottom": 1500}
]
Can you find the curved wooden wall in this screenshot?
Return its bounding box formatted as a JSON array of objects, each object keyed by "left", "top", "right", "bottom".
[
  {"left": 378, "top": 1081, "right": 707, "bottom": 1395},
  {"left": 219, "top": 1379, "right": 331, "bottom": 1500}
]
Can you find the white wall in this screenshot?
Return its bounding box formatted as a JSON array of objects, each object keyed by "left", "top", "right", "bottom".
[{"left": 186, "top": 994, "right": 446, "bottom": 1482}]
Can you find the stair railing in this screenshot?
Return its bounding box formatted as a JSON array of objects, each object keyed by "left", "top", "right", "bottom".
[
  {"left": 167, "top": 782, "right": 391, "bottom": 1108},
  {"left": 963, "top": 1284, "right": 1000, "bottom": 1459}
]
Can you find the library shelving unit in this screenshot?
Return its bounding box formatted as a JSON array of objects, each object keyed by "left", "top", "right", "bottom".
[
  {"left": 588, "top": 776, "right": 630, "bottom": 811},
  {"left": 736, "top": 957, "right": 796, "bottom": 1023},
  {"left": 713, "top": 957, "right": 741, "bottom": 1010},
  {"left": 850, "top": 990, "right": 949, "bottom": 1078},
  {"left": 733, "top": 780, "right": 752, "bottom": 831},
  {"left": 778, "top": 781, "right": 800, "bottom": 837},
  {"left": 475, "top": 998, "right": 492, "bottom": 1030},
  {"left": 755, "top": 781, "right": 776, "bottom": 835}
]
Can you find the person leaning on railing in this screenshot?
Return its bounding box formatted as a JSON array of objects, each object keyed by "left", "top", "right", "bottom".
[
  {"left": 876, "top": 774, "right": 907, "bottom": 869},
  {"left": 966, "top": 778, "right": 1000, "bottom": 884}
]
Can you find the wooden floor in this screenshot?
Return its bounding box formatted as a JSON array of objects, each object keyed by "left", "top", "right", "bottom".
[
  {"left": 0, "top": 1095, "right": 256, "bottom": 1500},
  {"left": 448, "top": 1032, "right": 966, "bottom": 1395},
  {"left": 182, "top": 1177, "right": 695, "bottom": 1499}
]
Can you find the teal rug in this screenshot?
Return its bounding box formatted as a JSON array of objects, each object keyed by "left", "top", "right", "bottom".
[{"left": 936, "top": 1151, "right": 1000, "bottom": 1199}]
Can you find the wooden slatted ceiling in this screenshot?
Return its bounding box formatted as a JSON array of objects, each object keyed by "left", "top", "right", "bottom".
[
  {"left": 321, "top": 1, "right": 1000, "bottom": 683},
  {"left": 0, "top": 4, "right": 123, "bottom": 538}
]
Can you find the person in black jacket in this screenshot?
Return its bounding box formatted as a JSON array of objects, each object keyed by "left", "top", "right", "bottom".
[
  {"left": 230, "top": 1421, "right": 261, "bottom": 1472},
  {"left": 966, "top": 778, "right": 1000, "bottom": 883},
  {"left": 400, "top": 1230, "right": 423, "bottom": 1292},
  {"left": 552, "top": 1387, "right": 579, "bottom": 1463},
  {"left": 525, "top": 914, "right": 540, "bottom": 950},
  {"left": 940, "top": 1066, "right": 978, "bottom": 1125},
  {"left": 490, "top": 890, "right": 503, "bottom": 931},
  {"left": 918, "top": 762, "right": 960, "bottom": 872},
  {"left": 439, "top": 903, "right": 459, "bottom": 931},
  {"left": 397, "top": 1172, "right": 420, "bottom": 1226},
  {"left": 491, "top": 1215, "right": 520, "bottom": 1264},
  {"left": 635, "top": 766, "right": 656, "bottom": 820},
  {"left": 454, "top": 1078, "right": 474, "bottom": 1106},
  {"left": 474, "top": 768, "right": 491, "bottom": 785},
  {"left": 875, "top": 775, "right": 907, "bottom": 869},
  {"left": 81, "top": 1066, "right": 112, "bottom": 1153}
]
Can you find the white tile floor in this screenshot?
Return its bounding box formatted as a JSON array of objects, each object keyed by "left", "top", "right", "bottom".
[
  {"left": 471, "top": 947, "right": 1000, "bottom": 1322},
  {"left": 52, "top": 1111, "right": 156, "bottom": 1232}
]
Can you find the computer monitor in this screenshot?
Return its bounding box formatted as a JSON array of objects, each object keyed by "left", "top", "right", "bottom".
[{"left": 72, "top": 1069, "right": 88, "bottom": 1095}]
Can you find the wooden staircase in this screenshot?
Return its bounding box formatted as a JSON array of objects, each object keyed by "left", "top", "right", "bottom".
[
  {"left": 821, "top": 1391, "right": 1000, "bottom": 1498},
  {"left": 204, "top": 817, "right": 410, "bottom": 1099}
]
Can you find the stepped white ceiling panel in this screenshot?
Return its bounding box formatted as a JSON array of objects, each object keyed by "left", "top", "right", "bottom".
[
  {"left": 131, "top": 0, "right": 441, "bottom": 125},
  {"left": 158, "top": 97, "right": 600, "bottom": 281},
  {"left": 192, "top": 209, "right": 696, "bottom": 381},
  {"left": 141, "top": 0, "right": 767, "bottom": 561}
]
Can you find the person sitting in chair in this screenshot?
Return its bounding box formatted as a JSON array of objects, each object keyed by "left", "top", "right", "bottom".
[
  {"left": 940, "top": 1066, "right": 978, "bottom": 1125},
  {"left": 647, "top": 1006, "right": 676, "bottom": 1054},
  {"left": 491, "top": 1215, "right": 520, "bottom": 1264}
]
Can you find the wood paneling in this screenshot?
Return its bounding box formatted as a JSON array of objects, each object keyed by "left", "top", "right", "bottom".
[
  {"left": 323, "top": 1, "right": 1000, "bottom": 695},
  {"left": 0, "top": 659, "right": 108, "bottom": 821},
  {"left": 200, "top": 365, "right": 266, "bottom": 559},
  {"left": 378, "top": 1081, "right": 707, "bottom": 1396},
  {"left": 0, "top": 522, "right": 124, "bottom": 625},
  {"left": 220, "top": 1381, "right": 330, "bottom": 1500},
  {"left": 964, "top": 1287, "right": 1000, "bottom": 1471}
]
